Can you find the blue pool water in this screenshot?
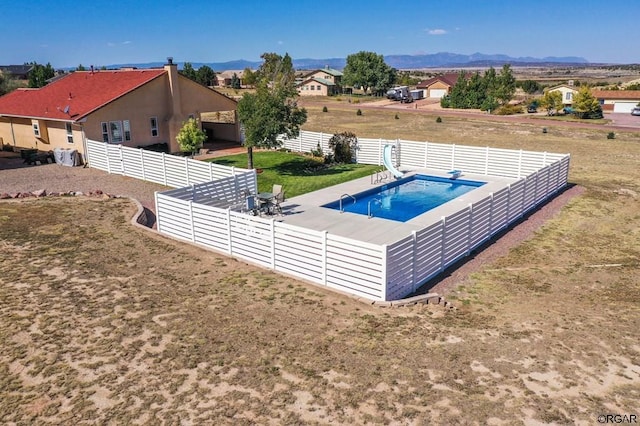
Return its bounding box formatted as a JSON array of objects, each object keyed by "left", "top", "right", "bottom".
[{"left": 322, "top": 175, "right": 485, "bottom": 222}]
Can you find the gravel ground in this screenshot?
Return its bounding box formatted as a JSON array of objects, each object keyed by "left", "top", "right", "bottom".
[{"left": 0, "top": 156, "right": 170, "bottom": 226}]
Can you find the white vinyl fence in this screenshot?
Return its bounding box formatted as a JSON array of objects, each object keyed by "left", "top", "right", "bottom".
[
  {"left": 154, "top": 132, "right": 570, "bottom": 301},
  {"left": 85, "top": 139, "right": 253, "bottom": 188},
  {"left": 280, "top": 130, "right": 566, "bottom": 178}
]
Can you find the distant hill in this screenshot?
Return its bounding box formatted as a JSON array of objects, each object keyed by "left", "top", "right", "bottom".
[{"left": 102, "top": 52, "right": 589, "bottom": 72}]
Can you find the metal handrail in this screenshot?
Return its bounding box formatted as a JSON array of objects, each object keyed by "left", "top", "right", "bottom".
[
  {"left": 339, "top": 193, "right": 356, "bottom": 213},
  {"left": 367, "top": 198, "right": 382, "bottom": 218}
]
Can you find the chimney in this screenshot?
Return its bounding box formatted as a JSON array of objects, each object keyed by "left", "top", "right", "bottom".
[{"left": 165, "top": 56, "right": 183, "bottom": 153}]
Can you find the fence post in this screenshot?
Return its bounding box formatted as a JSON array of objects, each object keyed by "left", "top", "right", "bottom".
[
  {"left": 209, "top": 163, "right": 214, "bottom": 181},
  {"left": 226, "top": 209, "right": 233, "bottom": 255},
  {"left": 188, "top": 201, "right": 195, "bottom": 243},
  {"left": 140, "top": 149, "right": 146, "bottom": 181},
  {"left": 424, "top": 142, "right": 429, "bottom": 168},
  {"left": 270, "top": 219, "right": 276, "bottom": 269},
  {"left": 299, "top": 132, "right": 303, "bottom": 153},
  {"left": 155, "top": 192, "right": 161, "bottom": 233},
  {"left": 162, "top": 153, "right": 167, "bottom": 186},
  {"left": 378, "top": 138, "right": 383, "bottom": 166},
  {"left": 119, "top": 145, "right": 125, "bottom": 176},
  {"left": 451, "top": 144, "right": 456, "bottom": 170},
  {"left": 485, "top": 146, "right": 490, "bottom": 175},
  {"left": 411, "top": 231, "right": 417, "bottom": 293},
  {"left": 466, "top": 204, "right": 473, "bottom": 255},
  {"left": 381, "top": 244, "right": 388, "bottom": 301},
  {"left": 518, "top": 149, "right": 523, "bottom": 178},
  {"left": 185, "top": 157, "right": 190, "bottom": 186},
  {"left": 321, "top": 231, "right": 328, "bottom": 285},
  {"left": 104, "top": 143, "right": 111, "bottom": 174},
  {"left": 439, "top": 216, "right": 447, "bottom": 272},
  {"left": 521, "top": 177, "right": 527, "bottom": 218},
  {"left": 488, "top": 192, "right": 494, "bottom": 235}
]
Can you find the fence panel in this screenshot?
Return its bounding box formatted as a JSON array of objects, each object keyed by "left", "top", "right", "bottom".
[
  {"left": 490, "top": 187, "right": 510, "bottom": 231},
  {"left": 156, "top": 194, "right": 194, "bottom": 242},
  {"left": 442, "top": 207, "right": 472, "bottom": 265},
  {"left": 228, "top": 213, "right": 273, "bottom": 266},
  {"left": 469, "top": 197, "right": 493, "bottom": 248},
  {"left": 487, "top": 148, "right": 520, "bottom": 177},
  {"left": 325, "top": 234, "right": 385, "bottom": 300},
  {"left": 452, "top": 145, "right": 488, "bottom": 175},
  {"left": 414, "top": 221, "right": 445, "bottom": 284},
  {"left": 274, "top": 222, "right": 325, "bottom": 283},
  {"left": 398, "top": 141, "right": 426, "bottom": 168},
  {"left": 425, "top": 142, "right": 454, "bottom": 171},
  {"left": 386, "top": 235, "right": 415, "bottom": 300},
  {"left": 191, "top": 204, "right": 231, "bottom": 251},
  {"left": 356, "top": 137, "right": 383, "bottom": 165}
]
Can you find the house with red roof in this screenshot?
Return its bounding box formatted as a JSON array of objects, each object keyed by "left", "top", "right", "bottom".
[
  {"left": 591, "top": 90, "right": 640, "bottom": 113},
  {"left": 0, "top": 59, "right": 239, "bottom": 159}
]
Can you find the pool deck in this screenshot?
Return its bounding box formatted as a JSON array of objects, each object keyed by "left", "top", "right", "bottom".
[{"left": 275, "top": 168, "right": 517, "bottom": 245}]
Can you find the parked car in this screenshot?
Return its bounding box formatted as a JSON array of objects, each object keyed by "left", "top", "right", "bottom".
[
  {"left": 527, "top": 105, "right": 537, "bottom": 113},
  {"left": 563, "top": 106, "right": 575, "bottom": 115},
  {"left": 631, "top": 107, "right": 640, "bottom": 116}
]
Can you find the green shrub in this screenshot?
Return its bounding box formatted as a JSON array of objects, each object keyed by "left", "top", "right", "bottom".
[
  {"left": 356, "top": 109, "right": 362, "bottom": 116},
  {"left": 395, "top": 114, "right": 399, "bottom": 119},
  {"left": 328, "top": 131, "right": 358, "bottom": 163},
  {"left": 495, "top": 104, "right": 524, "bottom": 115},
  {"left": 322, "top": 106, "right": 328, "bottom": 112},
  {"left": 436, "top": 116, "right": 442, "bottom": 123},
  {"left": 607, "top": 132, "right": 615, "bottom": 140},
  {"left": 335, "top": 97, "right": 342, "bottom": 101},
  {"left": 310, "top": 142, "right": 324, "bottom": 157},
  {"left": 352, "top": 99, "right": 360, "bottom": 104}
]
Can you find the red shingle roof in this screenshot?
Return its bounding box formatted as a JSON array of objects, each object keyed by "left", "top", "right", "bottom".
[
  {"left": 0, "top": 69, "right": 166, "bottom": 121},
  {"left": 416, "top": 73, "right": 463, "bottom": 89},
  {"left": 591, "top": 90, "right": 640, "bottom": 100}
]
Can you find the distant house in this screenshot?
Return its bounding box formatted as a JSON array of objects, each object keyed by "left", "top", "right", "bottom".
[
  {"left": 0, "top": 59, "right": 239, "bottom": 158},
  {"left": 0, "top": 65, "right": 34, "bottom": 80},
  {"left": 215, "top": 70, "right": 244, "bottom": 87},
  {"left": 416, "top": 73, "right": 464, "bottom": 99},
  {"left": 591, "top": 90, "right": 640, "bottom": 113},
  {"left": 297, "top": 67, "right": 343, "bottom": 96},
  {"left": 547, "top": 84, "right": 578, "bottom": 106}
]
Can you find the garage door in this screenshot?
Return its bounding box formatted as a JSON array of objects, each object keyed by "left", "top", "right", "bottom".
[
  {"left": 613, "top": 101, "right": 638, "bottom": 113},
  {"left": 429, "top": 89, "right": 448, "bottom": 99}
]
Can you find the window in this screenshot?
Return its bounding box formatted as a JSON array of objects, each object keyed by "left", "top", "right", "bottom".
[
  {"left": 566, "top": 92, "right": 572, "bottom": 101},
  {"left": 33, "top": 122, "right": 40, "bottom": 137},
  {"left": 101, "top": 122, "right": 109, "bottom": 142},
  {"left": 65, "top": 122, "right": 74, "bottom": 144},
  {"left": 109, "top": 121, "right": 123, "bottom": 144},
  {"left": 317, "top": 85, "right": 321, "bottom": 90},
  {"left": 123, "top": 120, "right": 131, "bottom": 142},
  {"left": 311, "top": 85, "right": 315, "bottom": 90},
  {"left": 150, "top": 117, "right": 158, "bottom": 137}
]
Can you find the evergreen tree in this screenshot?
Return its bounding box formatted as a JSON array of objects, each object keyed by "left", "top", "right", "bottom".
[
  {"left": 196, "top": 65, "right": 216, "bottom": 86},
  {"left": 180, "top": 62, "right": 197, "bottom": 81},
  {"left": 572, "top": 86, "right": 603, "bottom": 119}
]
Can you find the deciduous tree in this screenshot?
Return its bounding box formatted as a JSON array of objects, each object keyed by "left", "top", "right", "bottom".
[
  {"left": 540, "top": 90, "right": 563, "bottom": 116},
  {"left": 342, "top": 51, "right": 396, "bottom": 95},
  {"left": 237, "top": 53, "right": 307, "bottom": 169},
  {"left": 27, "top": 62, "right": 55, "bottom": 88}
]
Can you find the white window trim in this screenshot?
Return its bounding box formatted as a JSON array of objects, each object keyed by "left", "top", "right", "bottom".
[
  {"left": 66, "top": 122, "right": 74, "bottom": 144},
  {"left": 101, "top": 122, "right": 109, "bottom": 143},
  {"left": 33, "top": 122, "right": 40, "bottom": 137}
]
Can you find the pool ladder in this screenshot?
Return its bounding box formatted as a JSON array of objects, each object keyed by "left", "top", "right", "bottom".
[
  {"left": 339, "top": 193, "right": 356, "bottom": 213},
  {"left": 371, "top": 168, "right": 389, "bottom": 184},
  {"left": 367, "top": 198, "right": 382, "bottom": 218}
]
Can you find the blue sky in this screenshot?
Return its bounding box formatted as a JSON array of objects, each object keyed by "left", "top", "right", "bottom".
[{"left": 3, "top": 0, "right": 638, "bottom": 68}]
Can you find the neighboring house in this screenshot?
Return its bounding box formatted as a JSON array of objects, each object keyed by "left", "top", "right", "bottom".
[
  {"left": 0, "top": 65, "right": 34, "bottom": 80},
  {"left": 297, "top": 67, "right": 343, "bottom": 96},
  {"left": 215, "top": 70, "right": 244, "bottom": 87},
  {"left": 0, "top": 59, "right": 239, "bottom": 158},
  {"left": 416, "top": 73, "right": 463, "bottom": 99},
  {"left": 547, "top": 84, "right": 578, "bottom": 106},
  {"left": 591, "top": 90, "right": 640, "bottom": 113}
]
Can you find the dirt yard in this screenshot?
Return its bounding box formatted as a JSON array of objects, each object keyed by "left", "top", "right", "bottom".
[{"left": 1, "top": 110, "right": 639, "bottom": 424}]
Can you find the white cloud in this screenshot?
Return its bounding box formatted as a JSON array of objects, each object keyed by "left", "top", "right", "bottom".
[
  {"left": 277, "top": 40, "right": 283, "bottom": 45},
  {"left": 122, "top": 41, "right": 132, "bottom": 45},
  {"left": 427, "top": 29, "right": 447, "bottom": 35}
]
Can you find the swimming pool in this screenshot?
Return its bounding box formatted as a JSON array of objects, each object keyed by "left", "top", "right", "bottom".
[{"left": 322, "top": 175, "right": 486, "bottom": 222}]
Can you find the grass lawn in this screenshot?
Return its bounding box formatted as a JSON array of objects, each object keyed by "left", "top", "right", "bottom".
[{"left": 207, "top": 150, "right": 380, "bottom": 197}]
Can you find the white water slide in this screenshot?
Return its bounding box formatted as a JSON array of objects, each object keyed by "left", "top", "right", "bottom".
[{"left": 382, "top": 144, "right": 403, "bottom": 179}]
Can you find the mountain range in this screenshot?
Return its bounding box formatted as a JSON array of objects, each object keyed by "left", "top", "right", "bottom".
[{"left": 105, "top": 52, "right": 589, "bottom": 71}]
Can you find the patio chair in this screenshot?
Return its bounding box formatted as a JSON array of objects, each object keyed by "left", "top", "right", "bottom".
[
  {"left": 272, "top": 190, "right": 285, "bottom": 215},
  {"left": 244, "top": 195, "right": 260, "bottom": 216},
  {"left": 272, "top": 184, "right": 283, "bottom": 198}
]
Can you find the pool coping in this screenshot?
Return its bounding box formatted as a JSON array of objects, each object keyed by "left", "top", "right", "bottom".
[{"left": 275, "top": 168, "right": 518, "bottom": 245}]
